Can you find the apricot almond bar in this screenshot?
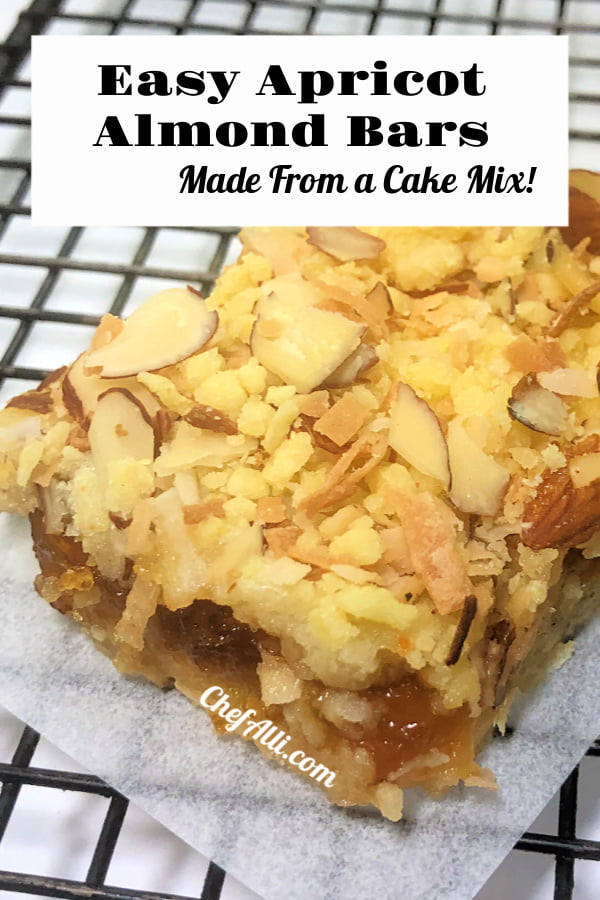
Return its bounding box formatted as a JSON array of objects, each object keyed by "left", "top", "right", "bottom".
[{"left": 2, "top": 175, "right": 600, "bottom": 820}]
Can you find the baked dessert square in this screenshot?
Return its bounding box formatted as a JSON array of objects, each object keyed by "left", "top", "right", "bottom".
[{"left": 1, "top": 174, "right": 600, "bottom": 820}]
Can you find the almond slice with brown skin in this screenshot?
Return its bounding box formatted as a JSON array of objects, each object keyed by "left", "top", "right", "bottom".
[
  {"left": 320, "top": 343, "right": 378, "bottom": 389},
  {"left": 63, "top": 353, "right": 161, "bottom": 429},
  {"left": 88, "top": 388, "right": 157, "bottom": 478},
  {"left": 522, "top": 434, "right": 600, "bottom": 549},
  {"left": 508, "top": 374, "right": 568, "bottom": 436},
  {"left": 389, "top": 383, "right": 450, "bottom": 489},
  {"left": 184, "top": 404, "right": 238, "bottom": 435},
  {"left": 85, "top": 287, "right": 218, "bottom": 377},
  {"left": 306, "top": 227, "right": 385, "bottom": 262}
]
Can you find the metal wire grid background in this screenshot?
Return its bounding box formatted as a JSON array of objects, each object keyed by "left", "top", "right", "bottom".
[{"left": 0, "top": 0, "right": 596, "bottom": 898}]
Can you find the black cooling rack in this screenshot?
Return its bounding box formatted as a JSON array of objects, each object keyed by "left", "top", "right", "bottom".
[{"left": 0, "top": 0, "right": 599, "bottom": 898}]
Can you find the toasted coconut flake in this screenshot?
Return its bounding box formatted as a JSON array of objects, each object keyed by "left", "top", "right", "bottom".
[
  {"left": 256, "top": 496, "right": 287, "bottom": 524},
  {"left": 299, "top": 414, "right": 352, "bottom": 455},
  {"left": 445, "top": 595, "right": 477, "bottom": 665},
  {"left": 126, "top": 499, "right": 153, "bottom": 554},
  {"left": 546, "top": 281, "right": 600, "bottom": 337},
  {"left": 396, "top": 492, "right": 473, "bottom": 615},
  {"left": 508, "top": 374, "right": 568, "bottom": 436},
  {"left": 287, "top": 541, "right": 330, "bottom": 570},
  {"left": 314, "top": 394, "right": 369, "bottom": 447},
  {"left": 379, "top": 526, "right": 413, "bottom": 573},
  {"left": 114, "top": 577, "right": 160, "bottom": 652},
  {"left": 265, "top": 525, "right": 302, "bottom": 557},
  {"left": 504, "top": 334, "right": 567, "bottom": 374},
  {"left": 182, "top": 499, "right": 225, "bottom": 525},
  {"left": 298, "top": 391, "right": 330, "bottom": 418},
  {"left": 306, "top": 227, "right": 385, "bottom": 262},
  {"left": 300, "top": 432, "right": 388, "bottom": 516}
]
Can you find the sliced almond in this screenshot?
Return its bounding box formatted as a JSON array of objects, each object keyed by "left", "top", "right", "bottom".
[
  {"left": 85, "top": 287, "right": 218, "bottom": 377},
  {"left": 320, "top": 343, "right": 378, "bottom": 389},
  {"left": 538, "top": 367, "right": 598, "bottom": 398},
  {"left": 445, "top": 595, "right": 477, "bottom": 666},
  {"left": 508, "top": 374, "right": 568, "bottom": 436},
  {"left": 251, "top": 291, "right": 365, "bottom": 394},
  {"left": 63, "top": 352, "right": 161, "bottom": 429},
  {"left": 389, "top": 383, "right": 450, "bottom": 489},
  {"left": 184, "top": 404, "right": 238, "bottom": 435},
  {"left": 447, "top": 418, "right": 509, "bottom": 516},
  {"left": 240, "top": 227, "right": 311, "bottom": 276},
  {"left": 88, "top": 388, "right": 156, "bottom": 477},
  {"left": 7, "top": 389, "right": 53, "bottom": 415},
  {"left": 155, "top": 421, "right": 254, "bottom": 476},
  {"left": 38, "top": 365, "right": 67, "bottom": 390},
  {"left": 0, "top": 406, "right": 42, "bottom": 450},
  {"left": 306, "top": 227, "right": 385, "bottom": 262},
  {"left": 523, "top": 433, "right": 600, "bottom": 549}
]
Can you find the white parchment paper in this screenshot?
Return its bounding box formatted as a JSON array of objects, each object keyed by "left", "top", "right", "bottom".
[{"left": 1, "top": 512, "right": 599, "bottom": 900}]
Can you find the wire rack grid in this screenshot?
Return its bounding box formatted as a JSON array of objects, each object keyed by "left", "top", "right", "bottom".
[{"left": 0, "top": 1, "right": 598, "bottom": 899}]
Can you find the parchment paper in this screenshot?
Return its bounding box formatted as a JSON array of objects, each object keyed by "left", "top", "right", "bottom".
[{"left": 1, "top": 512, "right": 598, "bottom": 900}]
